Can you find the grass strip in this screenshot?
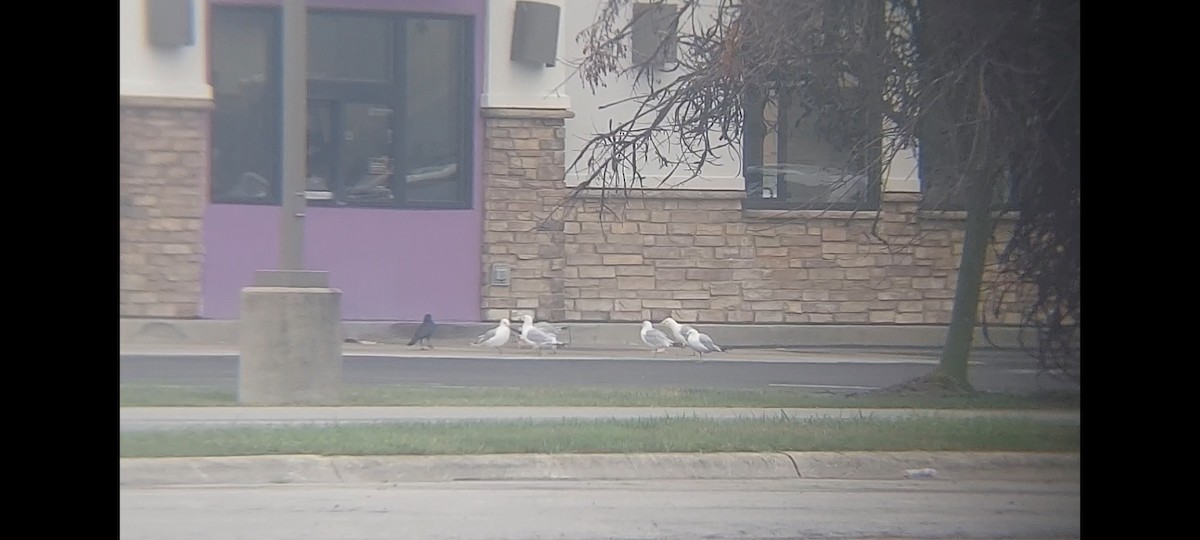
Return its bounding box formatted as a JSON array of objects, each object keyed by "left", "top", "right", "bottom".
[{"left": 121, "top": 416, "right": 1080, "bottom": 458}]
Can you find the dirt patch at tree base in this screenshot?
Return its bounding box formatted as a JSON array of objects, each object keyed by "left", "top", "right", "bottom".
[{"left": 868, "top": 370, "right": 977, "bottom": 398}]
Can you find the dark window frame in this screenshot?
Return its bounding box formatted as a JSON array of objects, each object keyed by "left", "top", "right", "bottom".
[
  {"left": 630, "top": 1, "right": 679, "bottom": 70},
  {"left": 742, "top": 87, "right": 883, "bottom": 212},
  {"left": 209, "top": 6, "right": 284, "bottom": 206},
  {"left": 909, "top": 2, "right": 1020, "bottom": 215},
  {"left": 209, "top": 6, "right": 475, "bottom": 210},
  {"left": 916, "top": 128, "right": 1023, "bottom": 212}
]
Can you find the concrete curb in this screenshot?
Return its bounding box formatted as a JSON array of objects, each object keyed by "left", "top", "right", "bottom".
[
  {"left": 121, "top": 318, "right": 1027, "bottom": 349},
  {"left": 119, "top": 342, "right": 1022, "bottom": 366},
  {"left": 119, "top": 451, "right": 1079, "bottom": 487}
]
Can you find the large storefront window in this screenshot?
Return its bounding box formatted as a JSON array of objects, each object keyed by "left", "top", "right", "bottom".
[{"left": 210, "top": 7, "right": 474, "bottom": 208}]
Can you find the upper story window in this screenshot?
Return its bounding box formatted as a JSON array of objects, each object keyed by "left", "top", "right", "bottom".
[
  {"left": 210, "top": 7, "right": 474, "bottom": 208},
  {"left": 743, "top": 87, "right": 881, "bottom": 211},
  {"left": 630, "top": 2, "right": 678, "bottom": 70},
  {"left": 917, "top": 124, "right": 1020, "bottom": 212}
]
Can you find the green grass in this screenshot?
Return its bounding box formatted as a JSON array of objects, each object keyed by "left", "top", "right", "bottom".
[
  {"left": 120, "top": 385, "right": 236, "bottom": 407},
  {"left": 119, "top": 416, "right": 1080, "bottom": 458},
  {"left": 120, "top": 383, "right": 1080, "bottom": 409}
]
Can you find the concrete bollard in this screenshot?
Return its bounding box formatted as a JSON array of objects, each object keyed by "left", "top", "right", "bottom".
[{"left": 238, "top": 286, "right": 343, "bottom": 405}]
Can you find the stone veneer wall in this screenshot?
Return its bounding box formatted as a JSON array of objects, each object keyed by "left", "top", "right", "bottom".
[
  {"left": 479, "top": 108, "right": 572, "bottom": 322},
  {"left": 119, "top": 96, "right": 210, "bottom": 318},
  {"left": 481, "top": 109, "right": 1031, "bottom": 325},
  {"left": 560, "top": 191, "right": 1028, "bottom": 324}
]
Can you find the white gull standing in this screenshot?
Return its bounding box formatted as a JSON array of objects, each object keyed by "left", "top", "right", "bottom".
[
  {"left": 518, "top": 314, "right": 567, "bottom": 349},
  {"left": 684, "top": 327, "right": 722, "bottom": 362},
  {"left": 640, "top": 321, "right": 675, "bottom": 355},
  {"left": 471, "top": 318, "right": 512, "bottom": 354},
  {"left": 660, "top": 317, "right": 695, "bottom": 349},
  {"left": 520, "top": 314, "right": 564, "bottom": 354}
]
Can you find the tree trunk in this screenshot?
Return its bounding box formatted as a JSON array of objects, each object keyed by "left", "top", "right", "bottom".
[{"left": 936, "top": 175, "right": 996, "bottom": 389}]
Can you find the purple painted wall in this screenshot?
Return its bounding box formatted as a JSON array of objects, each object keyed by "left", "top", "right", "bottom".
[
  {"left": 202, "top": 206, "right": 483, "bottom": 321},
  {"left": 202, "top": 0, "right": 487, "bottom": 321}
]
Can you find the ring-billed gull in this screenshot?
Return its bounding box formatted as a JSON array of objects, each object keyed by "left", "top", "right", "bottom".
[
  {"left": 519, "top": 315, "right": 564, "bottom": 354},
  {"left": 661, "top": 317, "right": 695, "bottom": 348},
  {"left": 471, "top": 318, "right": 511, "bottom": 354},
  {"left": 407, "top": 313, "right": 437, "bottom": 350},
  {"left": 640, "top": 321, "right": 675, "bottom": 355},
  {"left": 536, "top": 319, "right": 567, "bottom": 336},
  {"left": 520, "top": 315, "right": 567, "bottom": 349},
  {"left": 684, "top": 327, "right": 722, "bottom": 362}
]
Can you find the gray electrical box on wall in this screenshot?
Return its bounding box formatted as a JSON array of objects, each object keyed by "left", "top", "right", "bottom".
[
  {"left": 511, "top": 1, "right": 560, "bottom": 67},
  {"left": 146, "top": 0, "right": 195, "bottom": 48},
  {"left": 490, "top": 264, "right": 511, "bottom": 287}
]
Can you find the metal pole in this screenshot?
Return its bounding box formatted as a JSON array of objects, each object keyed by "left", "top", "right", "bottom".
[
  {"left": 279, "top": 0, "right": 307, "bottom": 271},
  {"left": 241, "top": 0, "right": 340, "bottom": 408}
]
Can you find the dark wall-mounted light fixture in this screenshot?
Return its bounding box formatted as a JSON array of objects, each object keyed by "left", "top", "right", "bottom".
[
  {"left": 146, "top": 0, "right": 195, "bottom": 48},
  {"left": 510, "top": 1, "right": 560, "bottom": 68}
]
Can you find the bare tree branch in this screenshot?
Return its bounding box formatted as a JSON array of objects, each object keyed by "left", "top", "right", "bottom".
[{"left": 558, "top": 0, "right": 1080, "bottom": 381}]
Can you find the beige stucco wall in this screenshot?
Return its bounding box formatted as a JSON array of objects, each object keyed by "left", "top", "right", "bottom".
[{"left": 120, "top": 0, "right": 213, "bottom": 99}]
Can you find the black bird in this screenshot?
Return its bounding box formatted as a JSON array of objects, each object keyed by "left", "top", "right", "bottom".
[{"left": 407, "top": 313, "right": 437, "bottom": 349}]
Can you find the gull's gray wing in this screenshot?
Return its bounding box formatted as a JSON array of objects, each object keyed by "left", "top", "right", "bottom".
[
  {"left": 645, "top": 328, "right": 674, "bottom": 348},
  {"left": 525, "top": 326, "right": 559, "bottom": 346},
  {"left": 473, "top": 327, "right": 498, "bottom": 345},
  {"left": 698, "top": 333, "right": 721, "bottom": 352},
  {"left": 535, "top": 322, "right": 564, "bottom": 335},
  {"left": 675, "top": 324, "right": 695, "bottom": 344}
]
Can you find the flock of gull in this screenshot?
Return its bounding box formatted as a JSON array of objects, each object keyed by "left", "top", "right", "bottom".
[{"left": 470, "top": 315, "right": 724, "bottom": 360}]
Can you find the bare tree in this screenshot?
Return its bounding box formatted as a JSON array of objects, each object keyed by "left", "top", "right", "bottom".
[{"left": 561, "top": 0, "right": 1080, "bottom": 392}]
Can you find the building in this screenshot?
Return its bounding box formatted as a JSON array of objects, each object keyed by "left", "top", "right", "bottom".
[{"left": 120, "top": 0, "right": 1029, "bottom": 326}]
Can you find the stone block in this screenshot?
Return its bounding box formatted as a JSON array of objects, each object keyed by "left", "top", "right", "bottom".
[
  {"left": 616, "top": 265, "right": 656, "bottom": 276},
  {"left": 576, "top": 299, "right": 615, "bottom": 312},
  {"left": 833, "top": 312, "right": 870, "bottom": 323},
  {"left": 615, "top": 298, "right": 643, "bottom": 311},
  {"left": 638, "top": 223, "right": 667, "bottom": 235},
  {"left": 644, "top": 247, "right": 681, "bottom": 259},
  {"left": 617, "top": 276, "right": 656, "bottom": 290},
  {"left": 239, "top": 287, "right": 343, "bottom": 406},
  {"left": 821, "top": 243, "right": 859, "bottom": 254},
  {"left": 820, "top": 228, "right": 848, "bottom": 241},
  {"left": 868, "top": 309, "right": 897, "bottom": 321},
  {"left": 709, "top": 281, "right": 741, "bottom": 296},
  {"left": 603, "top": 254, "right": 645, "bottom": 265},
  {"left": 754, "top": 311, "right": 785, "bottom": 322},
  {"left": 710, "top": 296, "right": 741, "bottom": 310},
  {"left": 686, "top": 269, "right": 733, "bottom": 281},
  {"left": 698, "top": 310, "right": 728, "bottom": 322},
  {"left": 579, "top": 266, "right": 617, "bottom": 278}
]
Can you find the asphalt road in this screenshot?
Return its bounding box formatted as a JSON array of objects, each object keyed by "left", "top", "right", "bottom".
[
  {"left": 119, "top": 478, "right": 1080, "bottom": 540},
  {"left": 120, "top": 354, "right": 1077, "bottom": 394}
]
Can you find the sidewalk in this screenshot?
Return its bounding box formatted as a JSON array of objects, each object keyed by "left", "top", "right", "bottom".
[
  {"left": 120, "top": 405, "right": 1081, "bottom": 432},
  {"left": 121, "top": 317, "right": 1030, "bottom": 350},
  {"left": 121, "top": 340, "right": 1038, "bottom": 367}
]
